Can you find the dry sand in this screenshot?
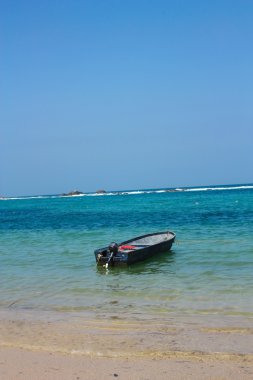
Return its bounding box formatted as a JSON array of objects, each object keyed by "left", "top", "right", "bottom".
[{"left": 0, "top": 347, "right": 253, "bottom": 380}]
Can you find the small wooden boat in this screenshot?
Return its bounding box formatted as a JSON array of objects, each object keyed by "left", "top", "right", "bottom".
[{"left": 95, "top": 231, "right": 176, "bottom": 267}]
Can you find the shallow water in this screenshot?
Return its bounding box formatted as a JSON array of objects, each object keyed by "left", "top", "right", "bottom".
[{"left": 0, "top": 185, "right": 253, "bottom": 321}]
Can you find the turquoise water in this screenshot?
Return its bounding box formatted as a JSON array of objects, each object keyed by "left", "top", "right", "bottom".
[{"left": 1, "top": 185, "right": 253, "bottom": 320}]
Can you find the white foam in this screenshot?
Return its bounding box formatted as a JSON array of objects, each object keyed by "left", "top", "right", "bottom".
[
  {"left": 186, "top": 185, "right": 253, "bottom": 192},
  {"left": 86, "top": 192, "right": 116, "bottom": 196},
  {"left": 1, "top": 184, "right": 252, "bottom": 201},
  {"left": 123, "top": 191, "right": 145, "bottom": 195},
  {"left": 64, "top": 194, "right": 86, "bottom": 197},
  {"left": 186, "top": 187, "right": 211, "bottom": 192},
  {"left": 0, "top": 195, "right": 51, "bottom": 201}
]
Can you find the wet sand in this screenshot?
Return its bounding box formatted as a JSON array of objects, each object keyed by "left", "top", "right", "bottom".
[{"left": 0, "top": 310, "right": 253, "bottom": 379}]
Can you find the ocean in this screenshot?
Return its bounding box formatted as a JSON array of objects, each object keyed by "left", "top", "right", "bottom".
[{"left": 1, "top": 184, "right": 253, "bottom": 356}]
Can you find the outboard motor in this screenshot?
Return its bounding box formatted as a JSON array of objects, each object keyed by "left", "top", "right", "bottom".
[
  {"left": 106, "top": 242, "right": 118, "bottom": 268},
  {"left": 108, "top": 242, "right": 119, "bottom": 254}
]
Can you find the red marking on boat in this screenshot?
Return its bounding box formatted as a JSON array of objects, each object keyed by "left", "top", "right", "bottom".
[{"left": 119, "top": 245, "right": 136, "bottom": 250}]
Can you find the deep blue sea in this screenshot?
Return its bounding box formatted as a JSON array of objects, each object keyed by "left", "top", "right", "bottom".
[{"left": 1, "top": 184, "right": 253, "bottom": 321}]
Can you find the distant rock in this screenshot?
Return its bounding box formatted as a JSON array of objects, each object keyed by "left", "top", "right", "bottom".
[
  {"left": 62, "top": 190, "right": 84, "bottom": 196},
  {"left": 96, "top": 189, "right": 107, "bottom": 194}
]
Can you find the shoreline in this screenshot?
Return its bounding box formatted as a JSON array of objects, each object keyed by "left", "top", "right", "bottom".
[{"left": 1, "top": 309, "right": 252, "bottom": 359}]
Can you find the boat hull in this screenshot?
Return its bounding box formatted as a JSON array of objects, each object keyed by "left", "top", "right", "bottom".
[{"left": 94, "top": 231, "right": 176, "bottom": 266}]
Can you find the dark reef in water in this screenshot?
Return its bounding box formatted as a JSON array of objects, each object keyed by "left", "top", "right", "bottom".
[
  {"left": 96, "top": 189, "right": 107, "bottom": 194},
  {"left": 61, "top": 189, "right": 107, "bottom": 196},
  {"left": 61, "top": 190, "right": 84, "bottom": 196}
]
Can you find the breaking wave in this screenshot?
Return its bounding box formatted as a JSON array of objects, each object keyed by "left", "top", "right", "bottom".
[{"left": 1, "top": 184, "right": 253, "bottom": 201}]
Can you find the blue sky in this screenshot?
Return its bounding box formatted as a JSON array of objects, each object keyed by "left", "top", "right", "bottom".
[{"left": 1, "top": 0, "right": 253, "bottom": 196}]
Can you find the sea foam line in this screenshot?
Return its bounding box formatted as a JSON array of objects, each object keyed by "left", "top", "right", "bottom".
[
  {"left": 1, "top": 184, "right": 253, "bottom": 201},
  {"left": 185, "top": 185, "right": 253, "bottom": 192}
]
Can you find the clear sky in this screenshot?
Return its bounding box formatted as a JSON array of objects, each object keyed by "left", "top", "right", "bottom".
[{"left": 1, "top": 0, "right": 253, "bottom": 196}]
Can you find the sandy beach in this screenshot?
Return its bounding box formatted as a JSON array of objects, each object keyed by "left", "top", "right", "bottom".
[
  {"left": 0, "top": 310, "right": 253, "bottom": 379},
  {"left": 1, "top": 347, "right": 253, "bottom": 380}
]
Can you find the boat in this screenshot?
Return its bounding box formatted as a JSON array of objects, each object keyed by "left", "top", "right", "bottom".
[{"left": 94, "top": 230, "right": 176, "bottom": 267}]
